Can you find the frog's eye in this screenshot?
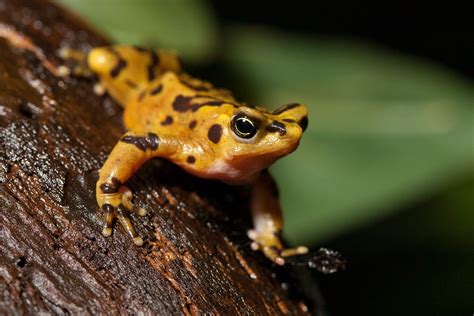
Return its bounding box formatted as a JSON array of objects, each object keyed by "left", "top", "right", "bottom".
[{"left": 231, "top": 113, "right": 259, "bottom": 139}]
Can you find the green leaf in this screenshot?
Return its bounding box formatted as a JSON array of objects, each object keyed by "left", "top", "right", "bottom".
[
  {"left": 58, "top": 0, "right": 218, "bottom": 62},
  {"left": 223, "top": 26, "right": 474, "bottom": 244}
]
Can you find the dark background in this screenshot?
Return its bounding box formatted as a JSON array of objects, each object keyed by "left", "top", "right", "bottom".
[
  {"left": 210, "top": 2, "right": 473, "bottom": 315},
  {"left": 211, "top": 2, "right": 473, "bottom": 80}
]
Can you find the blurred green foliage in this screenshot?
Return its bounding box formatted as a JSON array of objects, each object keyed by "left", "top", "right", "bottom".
[
  {"left": 58, "top": 1, "right": 474, "bottom": 314},
  {"left": 58, "top": 0, "right": 218, "bottom": 62}
]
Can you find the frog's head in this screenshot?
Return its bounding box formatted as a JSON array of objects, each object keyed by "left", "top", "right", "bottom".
[{"left": 203, "top": 103, "right": 308, "bottom": 181}]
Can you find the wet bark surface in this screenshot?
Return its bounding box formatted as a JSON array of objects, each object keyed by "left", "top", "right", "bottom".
[{"left": 0, "top": 0, "right": 316, "bottom": 314}]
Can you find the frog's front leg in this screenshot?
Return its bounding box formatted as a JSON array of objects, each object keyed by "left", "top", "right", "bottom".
[
  {"left": 96, "top": 131, "right": 174, "bottom": 245},
  {"left": 248, "top": 170, "right": 308, "bottom": 265}
]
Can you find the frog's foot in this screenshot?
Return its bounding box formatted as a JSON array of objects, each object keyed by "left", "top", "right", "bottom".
[
  {"left": 99, "top": 186, "right": 147, "bottom": 246},
  {"left": 248, "top": 229, "right": 308, "bottom": 265},
  {"left": 57, "top": 47, "right": 94, "bottom": 78}
]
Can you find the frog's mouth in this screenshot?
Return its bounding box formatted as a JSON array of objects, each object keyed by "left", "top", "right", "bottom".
[{"left": 229, "top": 140, "right": 300, "bottom": 173}]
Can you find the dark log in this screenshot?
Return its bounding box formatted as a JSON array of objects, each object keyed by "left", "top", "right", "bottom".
[{"left": 0, "top": 0, "right": 317, "bottom": 314}]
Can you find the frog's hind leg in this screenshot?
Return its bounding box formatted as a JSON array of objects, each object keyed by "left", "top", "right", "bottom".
[
  {"left": 57, "top": 47, "right": 92, "bottom": 77},
  {"left": 57, "top": 47, "right": 105, "bottom": 95}
]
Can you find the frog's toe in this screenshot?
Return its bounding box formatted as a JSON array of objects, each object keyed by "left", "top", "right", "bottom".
[
  {"left": 133, "top": 236, "right": 144, "bottom": 246},
  {"left": 57, "top": 47, "right": 93, "bottom": 77},
  {"left": 102, "top": 226, "right": 113, "bottom": 237},
  {"left": 58, "top": 47, "right": 86, "bottom": 60},
  {"left": 261, "top": 246, "right": 286, "bottom": 266},
  {"left": 99, "top": 187, "right": 146, "bottom": 246},
  {"left": 56, "top": 65, "right": 71, "bottom": 77},
  {"left": 280, "top": 246, "right": 309, "bottom": 257},
  {"left": 57, "top": 60, "right": 92, "bottom": 78},
  {"left": 120, "top": 187, "right": 147, "bottom": 216},
  {"left": 101, "top": 203, "right": 115, "bottom": 237},
  {"left": 247, "top": 228, "right": 308, "bottom": 265},
  {"left": 93, "top": 83, "right": 106, "bottom": 96},
  {"left": 247, "top": 229, "right": 259, "bottom": 241},
  {"left": 262, "top": 244, "right": 308, "bottom": 265},
  {"left": 115, "top": 203, "right": 142, "bottom": 241}
]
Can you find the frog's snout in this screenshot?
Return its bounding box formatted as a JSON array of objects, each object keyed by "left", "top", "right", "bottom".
[
  {"left": 298, "top": 116, "right": 308, "bottom": 132},
  {"left": 272, "top": 103, "right": 309, "bottom": 133}
]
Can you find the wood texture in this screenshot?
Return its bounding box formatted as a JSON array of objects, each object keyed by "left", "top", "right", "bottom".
[{"left": 0, "top": 0, "right": 316, "bottom": 314}]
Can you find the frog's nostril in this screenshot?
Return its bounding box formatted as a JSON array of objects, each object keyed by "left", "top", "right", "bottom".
[{"left": 265, "top": 120, "right": 287, "bottom": 136}]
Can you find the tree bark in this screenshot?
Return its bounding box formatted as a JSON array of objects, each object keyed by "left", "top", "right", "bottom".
[{"left": 0, "top": 1, "right": 315, "bottom": 314}]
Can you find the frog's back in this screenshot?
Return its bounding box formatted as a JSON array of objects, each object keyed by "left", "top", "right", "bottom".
[{"left": 123, "top": 71, "right": 237, "bottom": 134}]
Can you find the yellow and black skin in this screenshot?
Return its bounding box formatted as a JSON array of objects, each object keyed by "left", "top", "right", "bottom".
[{"left": 59, "top": 45, "right": 309, "bottom": 265}]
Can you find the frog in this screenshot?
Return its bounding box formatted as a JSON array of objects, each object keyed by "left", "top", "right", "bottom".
[{"left": 58, "top": 45, "right": 309, "bottom": 265}]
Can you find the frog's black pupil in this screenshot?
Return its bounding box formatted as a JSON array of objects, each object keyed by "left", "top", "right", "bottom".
[
  {"left": 232, "top": 114, "right": 258, "bottom": 139},
  {"left": 237, "top": 118, "right": 253, "bottom": 135}
]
